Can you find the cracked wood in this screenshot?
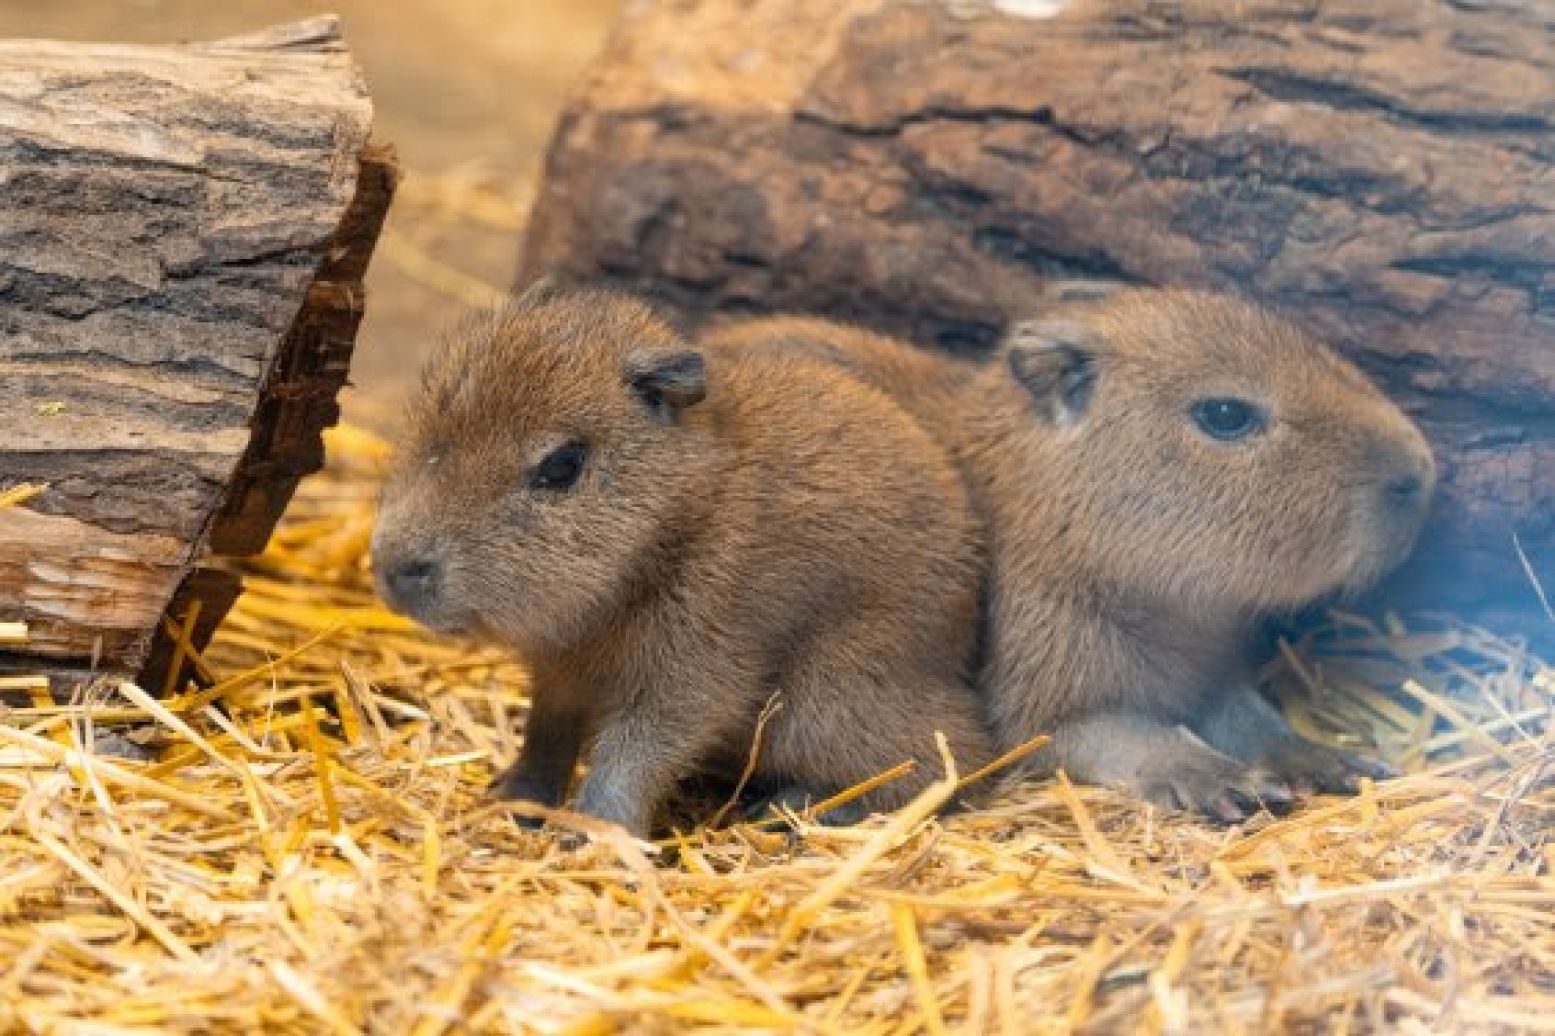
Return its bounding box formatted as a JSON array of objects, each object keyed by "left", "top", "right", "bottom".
[
  {"left": 521, "top": 0, "right": 1555, "bottom": 627},
  {"left": 0, "top": 17, "right": 396, "bottom": 686}
]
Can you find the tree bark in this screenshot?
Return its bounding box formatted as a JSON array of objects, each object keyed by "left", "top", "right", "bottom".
[
  {"left": 0, "top": 17, "right": 396, "bottom": 689},
  {"left": 522, "top": 0, "right": 1555, "bottom": 630}
]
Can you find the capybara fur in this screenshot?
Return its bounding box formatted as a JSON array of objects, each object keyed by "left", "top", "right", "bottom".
[
  {"left": 706, "top": 289, "right": 1436, "bottom": 822},
  {"left": 371, "top": 284, "right": 994, "bottom": 837}
]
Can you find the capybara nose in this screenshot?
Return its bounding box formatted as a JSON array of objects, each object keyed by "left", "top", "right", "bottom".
[
  {"left": 382, "top": 558, "right": 441, "bottom": 610},
  {"left": 1384, "top": 472, "right": 1425, "bottom": 507},
  {"left": 1370, "top": 429, "right": 1435, "bottom": 519}
]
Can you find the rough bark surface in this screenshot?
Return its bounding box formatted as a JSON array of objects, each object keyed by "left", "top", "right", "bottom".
[
  {"left": 0, "top": 17, "right": 396, "bottom": 687},
  {"left": 522, "top": 0, "right": 1555, "bottom": 628}
]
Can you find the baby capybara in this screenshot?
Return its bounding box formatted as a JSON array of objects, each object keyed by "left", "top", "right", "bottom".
[
  {"left": 371, "top": 284, "right": 994, "bottom": 837},
  {"left": 708, "top": 289, "right": 1435, "bottom": 822}
]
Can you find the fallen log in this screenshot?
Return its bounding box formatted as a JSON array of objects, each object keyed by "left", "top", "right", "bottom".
[
  {"left": 0, "top": 16, "right": 396, "bottom": 689},
  {"left": 522, "top": 0, "right": 1555, "bottom": 634}
]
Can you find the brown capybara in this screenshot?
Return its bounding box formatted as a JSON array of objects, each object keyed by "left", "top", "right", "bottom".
[
  {"left": 369, "top": 284, "right": 994, "bottom": 837},
  {"left": 707, "top": 289, "right": 1436, "bottom": 823}
]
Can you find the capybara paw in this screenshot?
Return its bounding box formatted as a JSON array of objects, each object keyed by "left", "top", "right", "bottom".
[
  {"left": 1261, "top": 736, "right": 1398, "bottom": 797},
  {"left": 1140, "top": 758, "right": 1293, "bottom": 825},
  {"left": 572, "top": 781, "right": 653, "bottom": 840},
  {"left": 488, "top": 766, "right": 555, "bottom": 830}
]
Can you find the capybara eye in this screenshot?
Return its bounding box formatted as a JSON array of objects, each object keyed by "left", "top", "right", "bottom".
[
  {"left": 1190, "top": 398, "right": 1266, "bottom": 441},
  {"left": 529, "top": 441, "right": 588, "bottom": 491}
]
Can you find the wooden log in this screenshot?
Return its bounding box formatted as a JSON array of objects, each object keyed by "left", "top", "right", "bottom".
[
  {"left": 0, "top": 16, "right": 397, "bottom": 688},
  {"left": 522, "top": 0, "right": 1555, "bottom": 632}
]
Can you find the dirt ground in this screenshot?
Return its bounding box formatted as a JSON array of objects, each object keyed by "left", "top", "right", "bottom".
[{"left": 0, "top": 0, "right": 621, "bottom": 421}]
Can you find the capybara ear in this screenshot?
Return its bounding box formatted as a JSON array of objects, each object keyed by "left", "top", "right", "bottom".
[
  {"left": 624, "top": 348, "right": 708, "bottom": 419},
  {"left": 1004, "top": 319, "right": 1100, "bottom": 427}
]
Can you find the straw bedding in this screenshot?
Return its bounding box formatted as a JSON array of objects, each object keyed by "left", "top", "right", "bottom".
[{"left": 1, "top": 423, "right": 1550, "bottom": 1035}]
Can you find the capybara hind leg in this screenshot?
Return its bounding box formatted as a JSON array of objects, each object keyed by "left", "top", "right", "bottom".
[
  {"left": 764, "top": 647, "right": 994, "bottom": 821},
  {"left": 1193, "top": 687, "right": 1398, "bottom": 797},
  {"left": 1030, "top": 712, "right": 1294, "bottom": 824}
]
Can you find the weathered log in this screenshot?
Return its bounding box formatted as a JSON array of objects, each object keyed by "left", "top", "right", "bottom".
[
  {"left": 0, "top": 17, "right": 396, "bottom": 688},
  {"left": 522, "top": 0, "right": 1555, "bottom": 632}
]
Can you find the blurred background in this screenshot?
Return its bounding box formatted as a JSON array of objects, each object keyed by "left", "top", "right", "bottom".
[{"left": 0, "top": 0, "right": 622, "bottom": 423}]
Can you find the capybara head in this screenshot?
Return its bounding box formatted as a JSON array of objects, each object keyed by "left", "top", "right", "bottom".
[
  {"left": 371, "top": 284, "right": 714, "bottom": 653},
  {"left": 1001, "top": 289, "right": 1436, "bottom": 612}
]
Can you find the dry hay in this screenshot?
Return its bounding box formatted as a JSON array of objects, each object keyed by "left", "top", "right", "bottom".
[
  {"left": 0, "top": 424, "right": 1551, "bottom": 1035},
  {"left": 375, "top": 163, "right": 536, "bottom": 312}
]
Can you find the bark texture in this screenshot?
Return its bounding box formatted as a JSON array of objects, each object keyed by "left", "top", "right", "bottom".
[
  {"left": 522, "top": 0, "right": 1555, "bottom": 628},
  {"left": 0, "top": 17, "right": 396, "bottom": 687}
]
